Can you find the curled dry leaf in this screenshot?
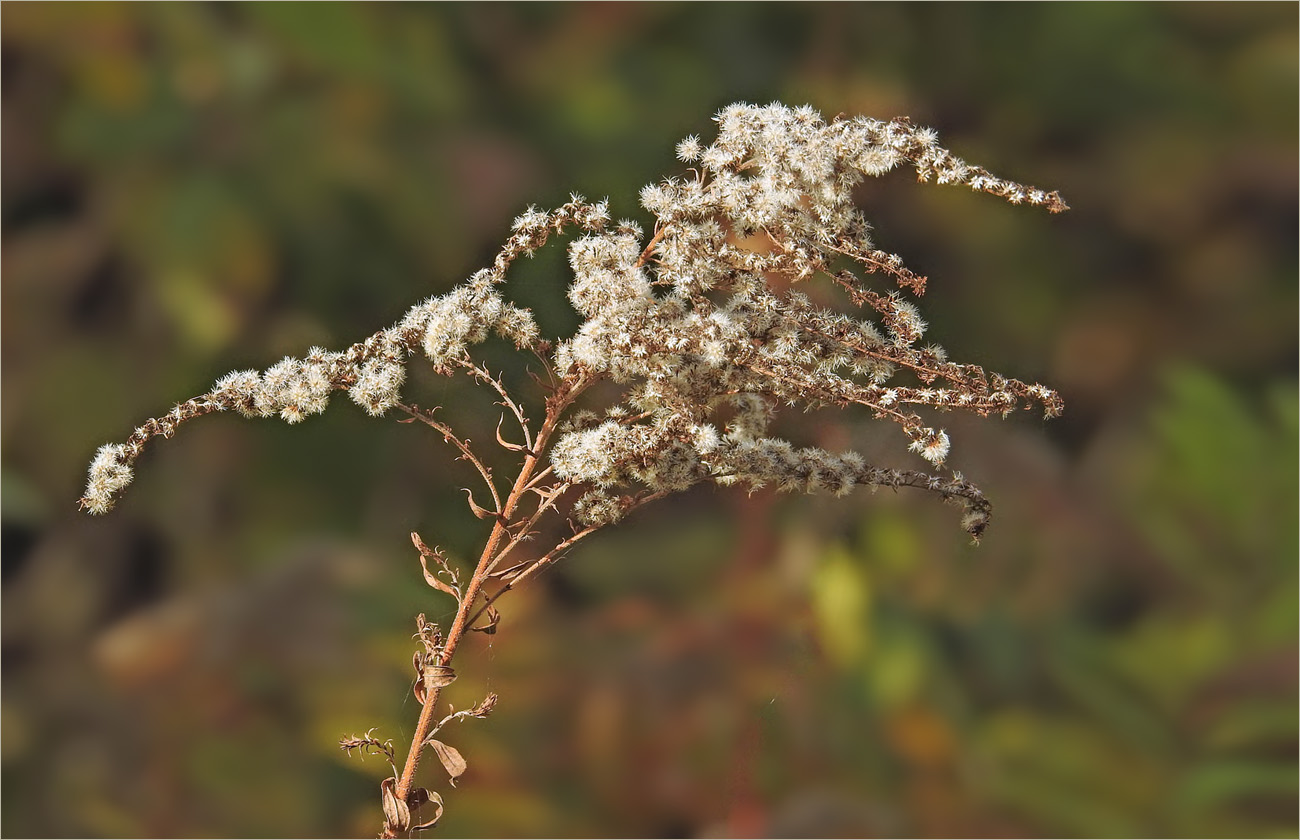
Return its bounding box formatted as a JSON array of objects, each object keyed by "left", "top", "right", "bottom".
[
  {"left": 423, "top": 663, "right": 457, "bottom": 692},
  {"left": 414, "top": 651, "right": 456, "bottom": 703},
  {"left": 380, "top": 777, "right": 410, "bottom": 835},
  {"left": 495, "top": 413, "right": 533, "bottom": 454},
  {"left": 412, "top": 653, "right": 427, "bottom": 705},
  {"left": 470, "top": 605, "right": 500, "bottom": 634},
  {"left": 412, "top": 532, "right": 462, "bottom": 602},
  {"left": 489, "top": 557, "right": 531, "bottom": 580},
  {"left": 381, "top": 780, "right": 443, "bottom": 834},
  {"left": 461, "top": 487, "right": 498, "bottom": 520},
  {"left": 417, "top": 554, "right": 461, "bottom": 601},
  {"left": 425, "top": 739, "right": 468, "bottom": 786},
  {"left": 410, "top": 531, "right": 435, "bottom": 557},
  {"left": 410, "top": 789, "right": 444, "bottom": 832}
]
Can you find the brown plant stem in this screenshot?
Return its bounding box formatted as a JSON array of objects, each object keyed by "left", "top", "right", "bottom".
[
  {"left": 635, "top": 225, "right": 665, "bottom": 267},
  {"left": 385, "top": 377, "right": 589, "bottom": 835}
]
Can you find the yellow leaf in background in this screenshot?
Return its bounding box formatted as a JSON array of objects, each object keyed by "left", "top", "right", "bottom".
[
  {"left": 156, "top": 266, "right": 239, "bottom": 352},
  {"left": 810, "top": 544, "right": 872, "bottom": 668}
]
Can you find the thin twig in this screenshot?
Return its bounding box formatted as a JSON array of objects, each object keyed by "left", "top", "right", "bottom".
[
  {"left": 462, "top": 357, "right": 535, "bottom": 452},
  {"left": 397, "top": 402, "right": 503, "bottom": 514}
]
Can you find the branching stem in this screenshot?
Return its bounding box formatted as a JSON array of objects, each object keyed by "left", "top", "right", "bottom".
[{"left": 387, "top": 377, "right": 593, "bottom": 832}]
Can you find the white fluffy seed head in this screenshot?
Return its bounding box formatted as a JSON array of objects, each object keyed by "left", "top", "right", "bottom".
[
  {"left": 676, "top": 135, "right": 703, "bottom": 162},
  {"left": 81, "top": 443, "right": 135, "bottom": 514},
  {"left": 909, "top": 428, "right": 951, "bottom": 465},
  {"left": 79, "top": 101, "right": 1063, "bottom": 538}
]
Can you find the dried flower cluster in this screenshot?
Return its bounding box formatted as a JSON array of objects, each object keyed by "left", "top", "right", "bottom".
[
  {"left": 80, "top": 102, "right": 1065, "bottom": 833},
  {"left": 82, "top": 103, "right": 1062, "bottom": 535}
]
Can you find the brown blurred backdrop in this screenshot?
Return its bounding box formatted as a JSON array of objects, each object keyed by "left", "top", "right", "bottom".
[{"left": 2, "top": 3, "right": 1296, "bottom": 837}]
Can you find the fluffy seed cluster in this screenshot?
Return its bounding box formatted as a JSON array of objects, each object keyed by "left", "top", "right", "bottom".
[
  {"left": 81, "top": 102, "right": 1064, "bottom": 539},
  {"left": 548, "top": 103, "right": 1063, "bottom": 536}
]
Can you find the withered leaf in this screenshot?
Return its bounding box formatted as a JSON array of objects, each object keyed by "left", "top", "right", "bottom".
[
  {"left": 489, "top": 558, "right": 530, "bottom": 579},
  {"left": 410, "top": 789, "right": 445, "bottom": 831},
  {"left": 412, "top": 652, "right": 428, "bottom": 704},
  {"left": 410, "top": 531, "right": 434, "bottom": 557},
  {"left": 380, "top": 777, "right": 410, "bottom": 834},
  {"left": 416, "top": 540, "right": 462, "bottom": 598},
  {"left": 462, "top": 487, "right": 497, "bottom": 520},
  {"left": 423, "top": 664, "right": 456, "bottom": 691},
  {"left": 470, "top": 605, "right": 500, "bottom": 634},
  {"left": 425, "top": 739, "right": 468, "bottom": 785}
]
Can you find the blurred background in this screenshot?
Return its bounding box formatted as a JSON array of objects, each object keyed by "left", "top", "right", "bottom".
[{"left": 3, "top": 3, "right": 1296, "bottom": 837}]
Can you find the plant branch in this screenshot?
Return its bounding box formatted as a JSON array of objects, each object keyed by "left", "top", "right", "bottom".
[
  {"left": 397, "top": 402, "right": 503, "bottom": 514},
  {"left": 387, "top": 376, "right": 593, "bottom": 830}
]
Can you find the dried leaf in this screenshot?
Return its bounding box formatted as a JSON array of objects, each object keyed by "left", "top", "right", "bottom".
[
  {"left": 413, "top": 533, "right": 462, "bottom": 601},
  {"left": 470, "top": 605, "right": 500, "bottom": 634},
  {"left": 423, "top": 664, "right": 456, "bottom": 691},
  {"left": 380, "top": 777, "right": 410, "bottom": 834},
  {"left": 410, "top": 789, "right": 444, "bottom": 831},
  {"left": 489, "top": 558, "right": 531, "bottom": 579},
  {"left": 461, "top": 487, "right": 498, "bottom": 520},
  {"left": 425, "top": 739, "right": 468, "bottom": 785},
  {"left": 410, "top": 531, "right": 434, "bottom": 556},
  {"left": 419, "top": 555, "right": 461, "bottom": 600},
  {"left": 412, "top": 651, "right": 429, "bottom": 704},
  {"left": 495, "top": 413, "right": 532, "bottom": 454}
]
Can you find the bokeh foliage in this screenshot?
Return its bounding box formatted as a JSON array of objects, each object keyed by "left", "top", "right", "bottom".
[{"left": 3, "top": 3, "right": 1295, "bottom": 837}]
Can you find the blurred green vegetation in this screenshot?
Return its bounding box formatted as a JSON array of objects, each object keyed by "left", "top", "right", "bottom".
[{"left": 2, "top": 3, "right": 1295, "bottom": 837}]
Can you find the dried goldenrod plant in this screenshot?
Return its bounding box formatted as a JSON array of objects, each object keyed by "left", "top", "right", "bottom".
[{"left": 81, "top": 102, "right": 1066, "bottom": 835}]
